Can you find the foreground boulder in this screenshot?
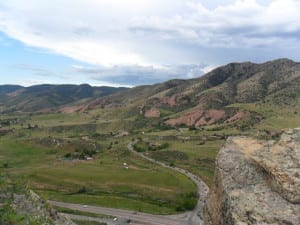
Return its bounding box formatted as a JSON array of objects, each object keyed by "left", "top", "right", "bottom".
[{"left": 204, "top": 128, "right": 300, "bottom": 225}]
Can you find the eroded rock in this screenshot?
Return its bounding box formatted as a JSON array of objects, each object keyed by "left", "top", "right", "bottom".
[
  {"left": 12, "top": 191, "right": 76, "bottom": 225},
  {"left": 204, "top": 128, "right": 300, "bottom": 225}
]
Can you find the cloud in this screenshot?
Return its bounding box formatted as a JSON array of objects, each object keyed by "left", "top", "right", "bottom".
[
  {"left": 72, "top": 64, "right": 209, "bottom": 85},
  {"left": 130, "top": 0, "right": 300, "bottom": 48},
  {"left": 0, "top": 0, "right": 300, "bottom": 85},
  {"left": 11, "top": 64, "right": 55, "bottom": 77},
  {"left": 17, "top": 78, "right": 53, "bottom": 87}
]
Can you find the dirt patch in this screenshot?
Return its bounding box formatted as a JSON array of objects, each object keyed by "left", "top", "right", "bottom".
[
  {"left": 161, "top": 95, "right": 177, "bottom": 107},
  {"left": 144, "top": 108, "right": 161, "bottom": 118},
  {"left": 165, "top": 109, "right": 226, "bottom": 127},
  {"left": 165, "top": 110, "right": 204, "bottom": 126},
  {"left": 225, "top": 111, "right": 246, "bottom": 123},
  {"left": 160, "top": 94, "right": 190, "bottom": 108},
  {"left": 59, "top": 105, "right": 84, "bottom": 113}
]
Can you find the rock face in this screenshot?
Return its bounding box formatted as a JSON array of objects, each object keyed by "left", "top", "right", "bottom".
[
  {"left": 165, "top": 109, "right": 227, "bottom": 127},
  {"left": 204, "top": 128, "right": 300, "bottom": 225},
  {"left": 12, "top": 191, "right": 76, "bottom": 225},
  {"left": 139, "top": 106, "right": 161, "bottom": 118},
  {"left": 144, "top": 107, "right": 161, "bottom": 118}
]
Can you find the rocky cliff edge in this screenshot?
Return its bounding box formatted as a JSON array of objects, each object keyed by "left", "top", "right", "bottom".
[{"left": 204, "top": 128, "right": 300, "bottom": 225}]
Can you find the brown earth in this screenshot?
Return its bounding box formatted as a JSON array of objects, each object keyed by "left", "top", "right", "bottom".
[
  {"left": 165, "top": 109, "right": 227, "bottom": 127},
  {"left": 144, "top": 108, "right": 161, "bottom": 118}
]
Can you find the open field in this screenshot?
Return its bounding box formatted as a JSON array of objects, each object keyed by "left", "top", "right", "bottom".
[
  {"left": 133, "top": 138, "right": 223, "bottom": 187},
  {"left": 1, "top": 99, "right": 299, "bottom": 216},
  {"left": 0, "top": 134, "right": 197, "bottom": 214}
]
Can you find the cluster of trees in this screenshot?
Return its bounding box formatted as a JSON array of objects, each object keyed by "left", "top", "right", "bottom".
[
  {"left": 133, "top": 141, "right": 169, "bottom": 152},
  {"left": 64, "top": 143, "right": 101, "bottom": 160}
]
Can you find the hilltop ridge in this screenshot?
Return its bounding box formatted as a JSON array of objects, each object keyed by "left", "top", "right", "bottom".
[
  {"left": 1, "top": 58, "right": 299, "bottom": 130},
  {"left": 0, "top": 84, "right": 127, "bottom": 113},
  {"left": 76, "top": 58, "right": 300, "bottom": 128}
]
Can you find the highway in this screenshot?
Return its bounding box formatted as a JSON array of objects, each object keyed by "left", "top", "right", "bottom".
[{"left": 48, "top": 141, "right": 209, "bottom": 225}]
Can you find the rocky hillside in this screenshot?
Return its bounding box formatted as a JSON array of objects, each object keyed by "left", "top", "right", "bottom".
[
  {"left": 0, "top": 174, "right": 76, "bottom": 225},
  {"left": 0, "top": 84, "right": 127, "bottom": 113},
  {"left": 80, "top": 58, "right": 300, "bottom": 127},
  {"left": 1, "top": 59, "right": 299, "bottom": 129},
  {"left": 13, "top": 191, "right": 76, "bottom": 225},
  {"left": 203, "top": 128, "right": 300, "bottom": 225}
]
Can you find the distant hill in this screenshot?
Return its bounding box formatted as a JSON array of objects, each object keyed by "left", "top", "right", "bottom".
[
  {"left": 0, "top": 84, "right": 127, "bottom": 113},
  {"left": 1, "top": 59, "right": 299, "bottom": 128},
  {"left": 81, "top": 58, "right": 300, "bottom": 127},
  {"left": 0, "top": 85, "right": 23, "bottom": 94}
]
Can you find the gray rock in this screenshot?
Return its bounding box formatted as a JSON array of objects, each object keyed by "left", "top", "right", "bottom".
[
  {"left": 12, "top": 191, "right": 76, "bottom": 225},
  {"left": 204, "top": 128, "right": 300, "bottom": 225}
]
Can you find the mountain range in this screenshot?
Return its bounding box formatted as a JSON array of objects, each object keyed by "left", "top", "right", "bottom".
[
  {"left": 75, "top": 58, "right": 300, "bottom": 127},
  {"left": 0, "top": 84, "right": 127, "bottom": 113},
  {"left": 1, "top": 58, "right": 299, "bottom": 127}
]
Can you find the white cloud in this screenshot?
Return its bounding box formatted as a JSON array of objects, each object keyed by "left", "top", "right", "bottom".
[
  {"left": 0, "top": 0, "right": 300, "bottom": 85},
  {"left": 71, "top": 63, "right": 209, "bottom": 85},
  {"left": 130, "top": 0, "right": 300, "bottom": 48},
  {"left": 16, "top": 78, "right": 53, "bottom": 87},
  {"left": 202, "top": 65, "right": 219, "bottom": 74},
  {"left": 0, "top": 0, "right": 185, "bottom": 66}
]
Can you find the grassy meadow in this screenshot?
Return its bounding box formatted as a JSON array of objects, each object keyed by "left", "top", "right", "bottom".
[
  {"left": 1, "top": 100, "right": 299, "bottom": 215},
  {"left": 0, "top": 120, "right": 197, "bottom": 214}
]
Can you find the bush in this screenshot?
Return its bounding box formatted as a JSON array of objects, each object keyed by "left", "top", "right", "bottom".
[
  {"left": 64, "top": 153, "right": 72, "bottom": 158},
  {"left": 160, "top": 142, "right": 169, "bottom": 149},
  {"left": 133, "top": 144, "right": 146, "bottom": 152},
  {"left": 77, "top": 186, "right": 87, "bottom": 194},
  {"left": 79, "top": 152, "right": 85, "bottom": 160},
  {"left": 182, "top": 192, "right": 198, "bottom": 211},
  {"left": 175, "top": 206, "right": 183, "bottom": 212}
]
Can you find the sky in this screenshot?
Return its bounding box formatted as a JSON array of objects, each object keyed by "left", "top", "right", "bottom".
[{"left": 0, "top": 0, "right": 300, "bottom": 87}]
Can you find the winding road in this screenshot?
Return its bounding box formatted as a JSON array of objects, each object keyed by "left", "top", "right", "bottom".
[
  {"left": 49, "top": 141, "right": 209, "bottom": 225},
  {"left": 127, "top": 141, "right": 209, "bottom": 225}
]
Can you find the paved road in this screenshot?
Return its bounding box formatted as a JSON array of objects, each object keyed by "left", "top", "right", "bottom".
[
  {"left": 127, "top": 141, "right": 209, "bottom": 225},
  {"left": 60, "top": 213, "right": 116, "bottom": 225},
  {"left": 50, "top": 200, "right": 188, "bottom": 225},
  {"left": 48, "top": 141, "right": 209, "bottom": 225}
]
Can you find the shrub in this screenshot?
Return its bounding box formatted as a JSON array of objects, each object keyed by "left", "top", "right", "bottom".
[
  {"left": 133, "top": 144, "right": 146, "bottom": 152},
  {"left": 64, "top": 153, "right": 72, "bottom": 158},
  {"left": 160, "top": 142, "right": 169, "bottom": 149},
  {"left": 77, "top": 186, "right": 87, "bottom": 194}
]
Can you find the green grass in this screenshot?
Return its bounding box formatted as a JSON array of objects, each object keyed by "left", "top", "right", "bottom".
[
  {"left": 72, "top": 220, "right": 106, "bottom": 225},
  {"left": 54, "top": 206, "right": 113, "bottom": 219},
  {"left": 0, "top": 137, "right": 197, "bottom": 214},
  {"left": 145, "top": 139, "right": 223, "bottom": 187},
  {"left": 4, "top": 100, "right": 296, "bottom": 215},
  {"left": 228, "top": 102, "right": 300, "bottom": 130},
  {"left": 0, "top": 138, "right": 55, "bottom": 169}
]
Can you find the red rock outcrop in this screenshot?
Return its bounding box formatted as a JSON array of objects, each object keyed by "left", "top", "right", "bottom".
[{"left": 165, "top": 109, "right": 226, "bottom": 127}]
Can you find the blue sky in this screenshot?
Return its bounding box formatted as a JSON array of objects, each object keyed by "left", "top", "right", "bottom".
[{"left": 0, "top": 0, "right": 300, "bottom": 87}]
